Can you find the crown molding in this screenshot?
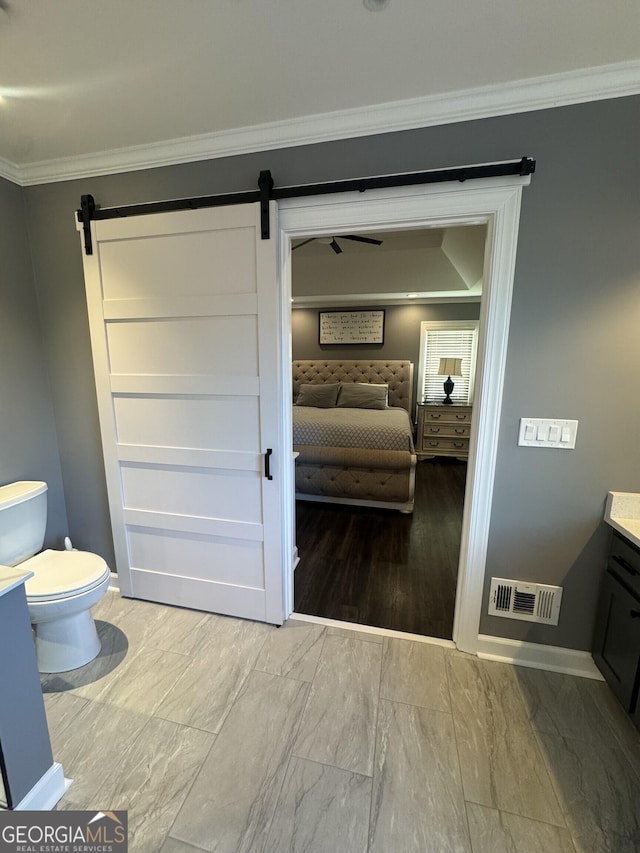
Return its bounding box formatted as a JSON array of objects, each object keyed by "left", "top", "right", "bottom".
[
  {"left": 8, "top": 59, "right": 640, "bottom": 187},
  {"left": 292, "top": 291, "right": 482, "bottom": 308},
  {"left": 0, "top": 155, "right": 20, "bottom": 185}
]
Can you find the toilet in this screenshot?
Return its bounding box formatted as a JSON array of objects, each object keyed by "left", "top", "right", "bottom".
[{"left": 0, "top": 480, "right": 111, "bottom": 673}]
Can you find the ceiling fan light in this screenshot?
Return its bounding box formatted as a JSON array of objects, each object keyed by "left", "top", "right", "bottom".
[{"left": 363, "top": 0, "right": 390, "bottom": 10}]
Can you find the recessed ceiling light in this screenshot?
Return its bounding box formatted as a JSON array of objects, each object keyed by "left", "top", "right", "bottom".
[{"left": 363, "top": 0, "right": 390, "bottom": 10}]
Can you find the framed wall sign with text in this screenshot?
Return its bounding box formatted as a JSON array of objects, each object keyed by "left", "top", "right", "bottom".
[{"left": 319, "top": 310, "right": 385, "bottom": 345}]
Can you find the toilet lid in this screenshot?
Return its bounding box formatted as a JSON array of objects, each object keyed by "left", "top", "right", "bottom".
[{"left": 23, "top": 550, "right": 110, "bottom": 599}]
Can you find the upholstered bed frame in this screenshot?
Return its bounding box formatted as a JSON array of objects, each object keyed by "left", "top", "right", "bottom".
[
  {"left": 292, "top": 360, "right": 417, "bottom": 513},
  {"left": 293, "top": 359, "right": 414, "bottom": 414}
]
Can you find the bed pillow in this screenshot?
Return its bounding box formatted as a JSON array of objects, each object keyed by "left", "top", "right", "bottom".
[
  {"left": 337, "top": 382, "right": 388, "bottom": 410},
  {"left": 295, "top": 383, "right": 340, "bottom": 408}
]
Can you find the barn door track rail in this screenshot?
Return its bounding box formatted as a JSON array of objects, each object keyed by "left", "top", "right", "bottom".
[{"left": 77, "top": 156, "right": 536, "bottom": 255}]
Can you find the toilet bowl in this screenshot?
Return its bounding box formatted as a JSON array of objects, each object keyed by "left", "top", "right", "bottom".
[
  {"left": 24, "top": 550, "right": 111, "bottom": 673},
  {"left": 0, "top": 480, "right": 112, "bottom": 673}
]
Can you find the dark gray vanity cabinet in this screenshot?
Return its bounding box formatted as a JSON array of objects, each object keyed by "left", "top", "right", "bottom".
[{"left": 593, "top": 531, "right": 640, "bottom": 727}]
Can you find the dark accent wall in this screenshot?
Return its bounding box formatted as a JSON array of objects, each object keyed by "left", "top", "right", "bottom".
[
  {"left": 0, "top": 177, "right": 67, "bottom": 546},
  {"left": 22, "top": 95, "right": 640, "bottom": 648},
  {"left": 292, "top": 303, "right": 481, "bottom": 406}
]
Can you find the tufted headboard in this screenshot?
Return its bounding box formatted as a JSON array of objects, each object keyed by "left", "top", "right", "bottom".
[{"left": 292, "top": 360, "right": 414, "bottom": 414}]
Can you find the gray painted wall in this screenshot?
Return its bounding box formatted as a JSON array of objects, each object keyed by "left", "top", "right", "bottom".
[
  {"left": 0, "top": 177, "right": 67, "bottom": 546},
  {"left": 292, "top": 302, "right": 481, "bottom": 407},
  {"left": 21, "top": 95, "right": 640, "bottom": 649}
]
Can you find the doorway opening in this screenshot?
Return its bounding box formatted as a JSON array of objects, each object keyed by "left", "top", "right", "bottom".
[
  {"left": 290, "top": 225, "right": 485, "bottom": 639},
  {"left": 277, "top": 177, "right": 528, "bottom": 654}
]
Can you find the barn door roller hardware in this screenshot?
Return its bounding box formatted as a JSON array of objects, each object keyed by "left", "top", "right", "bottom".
[
  {"left": 77, "top": 157, "right": 535, "bottom": 254},
  {"left": 258, "top": 170, "right": 274, "bottom": 240},
  {"left": 79, "top": 194, "right": 96, "bottom": 255}
]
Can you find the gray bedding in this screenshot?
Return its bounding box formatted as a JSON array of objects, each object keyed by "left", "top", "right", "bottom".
[{"left": 293, "top": 405, "right": 415, "bottom": 453}]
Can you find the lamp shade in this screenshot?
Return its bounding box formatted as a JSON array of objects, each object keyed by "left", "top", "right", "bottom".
[{"left": 437, "top": 357, "right": 463, "bottom": 377}]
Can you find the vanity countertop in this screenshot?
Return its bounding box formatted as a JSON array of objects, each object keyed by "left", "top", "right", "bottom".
[
  {"left": 604, "top": 491, "right": 640, "bottom": 550},
  {"left": 0, "top": 566, "right": 33, "bottom": 598}
]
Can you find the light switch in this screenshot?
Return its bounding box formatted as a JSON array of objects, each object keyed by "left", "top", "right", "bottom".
[{"left": 518, "top": 418, "right": 578, "bottom": 449}]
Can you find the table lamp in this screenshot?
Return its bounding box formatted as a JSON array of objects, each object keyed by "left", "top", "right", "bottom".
[{"left": 437, "top": 357, "right": 463, "bottom": 404}]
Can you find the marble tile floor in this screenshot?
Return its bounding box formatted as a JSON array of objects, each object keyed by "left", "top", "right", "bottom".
[{"left": 41, "top": 590, "right": 640, "bottom": 853}]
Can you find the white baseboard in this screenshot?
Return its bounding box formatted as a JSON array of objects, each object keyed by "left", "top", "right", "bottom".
[
  {"left": 477, "top": 634, "right": 605, "bottom": 680},
  {"left": 101, "top": 579, "right": 601, "bottom": 679},
  {"left": 11, "top": 763, "right": 71, "bottom": 811}
]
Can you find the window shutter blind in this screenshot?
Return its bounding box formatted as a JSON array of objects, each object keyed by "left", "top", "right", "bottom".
[{"left": 422, "top": 329, "right": 476, "bottom": 404}]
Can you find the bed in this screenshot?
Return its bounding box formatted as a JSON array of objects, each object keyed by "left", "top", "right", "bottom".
[{"left": 293, "top": 360, "right": 417, "bottom": 513}]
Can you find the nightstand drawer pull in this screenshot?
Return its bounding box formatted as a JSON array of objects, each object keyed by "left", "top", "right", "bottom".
[
  {"left": 428, "top": 427, "right": 441, "bottom": 434},
  {"left": 455, "top": 414, "right": 467, "bottom": 420},
  {"left": 454, "top": 428, "right": 466, "bottom": 434}
]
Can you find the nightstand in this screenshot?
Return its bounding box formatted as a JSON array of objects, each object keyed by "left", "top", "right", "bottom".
[{"left": 416, "top": 402, "right": 472, "bottom": 460}]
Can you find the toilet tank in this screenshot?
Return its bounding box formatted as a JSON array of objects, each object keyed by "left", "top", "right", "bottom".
[{"left": 0, "top": 481, "right": 48, "bottom": 567}]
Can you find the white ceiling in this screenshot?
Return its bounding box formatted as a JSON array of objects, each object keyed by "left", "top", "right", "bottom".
[
  {"left": 292, "top": 226, "right": 486, "bottom": 306},
  {"left": 1, "top": 0, "right": 639, "bottom": 183}
]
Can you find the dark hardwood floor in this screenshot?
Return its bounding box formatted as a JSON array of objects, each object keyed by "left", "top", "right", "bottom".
[{"left": 294, "top": 458, "right": 468, "bottom": 639}]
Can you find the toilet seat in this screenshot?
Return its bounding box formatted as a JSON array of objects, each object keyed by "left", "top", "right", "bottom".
[{"left": 23, "top": 549, "right": 110, "bottom": 601}]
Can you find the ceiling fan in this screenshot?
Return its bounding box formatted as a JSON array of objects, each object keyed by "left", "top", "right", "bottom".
[{"left": 292, "top": 234, "right": 383, "bottom": 255}]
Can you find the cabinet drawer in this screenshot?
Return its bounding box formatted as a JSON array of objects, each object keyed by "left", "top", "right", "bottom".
[
  {"left": 425, "top": 408, "right": 472, "bottom": 424},
  {"left": 423, "top": 424, "right": 470, "bottom": 438},
  {"left": 421, "top": 437, "right": 469, "bottom": 453},
  {"left": 609, "top": 532, "right": 640, "bottom": 598},
  {"left": 593, "top": 569, "right": 640, "bottom": 714}
]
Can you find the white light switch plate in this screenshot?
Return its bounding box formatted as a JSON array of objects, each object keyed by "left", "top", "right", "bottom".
[{"left": 518, "top": 418, "right": 578, "bottom": 449}]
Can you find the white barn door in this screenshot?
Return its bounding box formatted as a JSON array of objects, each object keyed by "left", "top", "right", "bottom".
[{"left": 79, "top": 202, "right": 284, "bottom": 624}]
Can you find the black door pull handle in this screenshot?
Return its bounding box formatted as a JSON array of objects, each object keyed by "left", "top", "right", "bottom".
[{"left": 265, "top": 448, "right": 273, "bottom": 480}]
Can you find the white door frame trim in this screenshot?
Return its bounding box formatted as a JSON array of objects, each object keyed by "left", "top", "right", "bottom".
[{"left": 277, "top": 175, "right": 528, "bottom": 654}]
